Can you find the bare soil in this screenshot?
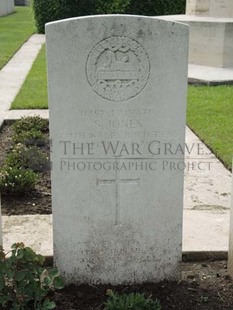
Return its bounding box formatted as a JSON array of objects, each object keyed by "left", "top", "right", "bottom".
[
  {"left": 53, "top": 261, "right": 233, "bottom": 309},
  {"left": 1, "top": 124, "right": 233, "bottom": 309}
]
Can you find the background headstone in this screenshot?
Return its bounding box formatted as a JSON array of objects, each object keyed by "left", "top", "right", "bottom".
[
  {"left": 161, "top": 0, "right": 233, "bottom": 68},
  {"left": 46, "top": 15, "right": 189, "bottom": 285},
  {"left": 186, "top": 0, "right": 233, "bottom": 68},
  {"left": 0, "top": 0, "right": 14, "bottom": 17},
  {"left": 186, "top": 0, "right": 233, "bottom": 18}
]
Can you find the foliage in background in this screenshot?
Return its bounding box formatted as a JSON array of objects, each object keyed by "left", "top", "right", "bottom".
[
  {"left": 96, "top": 0, "right": 130, "bottom": 14},
  {"left": 33, "top": 0, "right": 96, "bottom": 33},
  {"left": 33, "top": 0, "right": 186, "bottom": 33},
  {"left": 0, "top": 243, "right": 64, "bottom": 309},
  {"left": 126, "top": 0, "right": 186, "bottom": 16},
  {"left": 0, "top": 7, "right": 34, "bottom": 69},
  {"left": 104, "top": 290, "right": 162, "bottom": 310}
]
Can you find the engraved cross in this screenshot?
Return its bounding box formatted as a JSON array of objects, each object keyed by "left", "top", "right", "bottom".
[{"left": 97, "top": 165, "right": 140, "bottom": 225}]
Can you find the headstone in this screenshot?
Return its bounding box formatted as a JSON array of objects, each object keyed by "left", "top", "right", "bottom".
[
  {"left": 0, "top": 0, "right": 14, "bottom": 17},
  {"left": 186, "top": 0, "right": 233, "bottom": 18},
  {"left": 228, "top": 161, "right": 233, "bottom": 277},
  {"left": 46, "top": 15, "right": 189, "bottom": 285}
]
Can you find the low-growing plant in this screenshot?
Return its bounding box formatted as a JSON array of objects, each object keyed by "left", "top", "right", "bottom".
[
  {"left": 12, "top": 116, "right": 48, "bottom": 134},
  {"left": 104, "top": 290, "right": 162, "bottom": 310},
  {"left": 0, "top": 243, "right": 64, "bottom": 310},
  {"left": 5, "top": 143, "right": 28, "bottom": 168},
  {"left": 0, "top": 166, "right": 38, "bottom": 196},
  {"left": 6, "top": 144, "right": 50, "bottom": 172},
  {"left": 12, "top": 129, "right": 46, "bottom": 147},
  {"left": 19, "top": 146, "right": 50, "bottom": 172}
]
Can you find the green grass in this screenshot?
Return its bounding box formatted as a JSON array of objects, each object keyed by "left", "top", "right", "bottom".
[
  {"left": 0, "top": 6, "right": 35, "bottom": 69},
  {"left": 12, "top": 44, "right": 48, "bottom": 109},
  {"left": 11, "top": 46, "right": 233, "bottom": 170},
  {"left": 187, "top": 85, "right": 233, "bottom": 170}
]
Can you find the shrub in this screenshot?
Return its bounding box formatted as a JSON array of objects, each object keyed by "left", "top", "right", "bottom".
[
  {"left": 33, "top": 0, "right": 96, "bottom": 33},
  {"left": 5, "top": 143, "right": 28, "bottom": 168},
  {"left": 12, "top": 129, "right": 46, "bottom": 147},
  {"left": 33, "top": 0, "right": 186, "bottom": 33},
  {"left": 126, "top": 0, "right": 186, "bottom": 16},
  {"left": 0, "top": 243, "right": 64, "bottom": 309},
  {"left": 6, "top": 144, "right": 50, "bottom": 172},
  {"left": 0, "top": 166, "right": 38, "bottom": 196},
  {"left": 96, "top": 0, "right": 130, "bottom": 14},
  {"left": 12, "top": 116, "right": 48, "bottom": 134},
  {"left": 104, "top": 290, "right": 162, "bottom": 310}
]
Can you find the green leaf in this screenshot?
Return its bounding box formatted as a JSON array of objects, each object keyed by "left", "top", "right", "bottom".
[
  {"left": 53, "top": 276, "right": 64, "bottom": 290},
  {"left": 15, "top": 271, "right": 26, "bottom": 281},
  {"left": 42, "top": 299, "right": 56, "bottom": 309},
  {"left": 36, "top": 254, "right": 45, "bottom": 265},
  {"left": 48, "top": 268, "right": 59, "bottom": 278}
]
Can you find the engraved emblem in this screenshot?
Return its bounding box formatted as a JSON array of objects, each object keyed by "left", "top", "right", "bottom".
[{"left": 86, "top": 36, "right": 150, "bottom": 102}]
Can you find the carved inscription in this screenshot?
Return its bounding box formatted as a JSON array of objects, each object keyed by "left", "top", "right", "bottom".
[{"left": 86, "top": 36, "right": 150, "bottom": 102}]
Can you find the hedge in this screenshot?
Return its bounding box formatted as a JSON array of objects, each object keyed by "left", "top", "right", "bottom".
[{"left": 33, "top": 0, "right": 186, "bottom": 33}]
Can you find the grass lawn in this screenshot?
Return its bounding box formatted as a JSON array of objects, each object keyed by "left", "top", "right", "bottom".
[
  {"left": 187, "top": 85, "right": 233, "bottom": 171},
  {"left": 12, "top": 45, "right": 48, "bottom": 109},
  {"left": 0, "top": 6, "right": 35, "bottom": 69},
  {"left": 11, "top": 46, "right": 233, "bottom": 170}
]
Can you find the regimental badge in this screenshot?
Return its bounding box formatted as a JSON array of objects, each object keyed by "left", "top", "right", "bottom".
[{"left": 86, "top": 36, "right": 150, "bottom": 102}]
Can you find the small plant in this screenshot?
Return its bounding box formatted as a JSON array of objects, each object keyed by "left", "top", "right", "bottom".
[
  {"left": 104, "top": 290, "right": 162, "bottom": 310},
  {"left": 12, "top": 129, "right": 46, "bottom": 147},
  {"left": 5, "top": 143, "right": 28, "bottom": 168},
  {"left": 6, "top": 144, "right": 50, "bottom": 172},
  {"left": 12, "top": 116, "right": 48, "bottom": 134},
  {"left": 0, "top": 243, "right": 64, "bottom": 310},
  {"left": 0, "top": 166, "right": 38, "bottom": 196}
]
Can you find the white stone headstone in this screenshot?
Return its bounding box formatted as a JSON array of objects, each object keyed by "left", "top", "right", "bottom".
[
  {"left": 46, "top": 15, "right": 189, "bottom": 284},
  {"left": 0, "top": 0, "right": 14, "bottom": 17}
]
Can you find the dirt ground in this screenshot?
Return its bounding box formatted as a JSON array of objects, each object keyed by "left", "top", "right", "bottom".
[
  {"left": 53, "top": 261, "right": 233, "bottom": 309},
  {"left": 1, "top": 124, "right": 233, "bottom": 309},
  {"left": 0, "top": 124, "right": 52, "bottom": 216}
]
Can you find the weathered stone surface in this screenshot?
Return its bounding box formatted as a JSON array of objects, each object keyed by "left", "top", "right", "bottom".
[
  {"left": 186, "top": 0, "right": 233, "bottom": 18},
  {"left": 186, "top": 18, "right": 233, "bottom": 68},
  {"left": 160, "top": 15, "right": 233, "bottom": 68},
  {"left": 0, "top": 0, "right": 14, "bottom": 17},
  {"left": 46, "top": 15, "right": 189, "bottom": 284}
]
